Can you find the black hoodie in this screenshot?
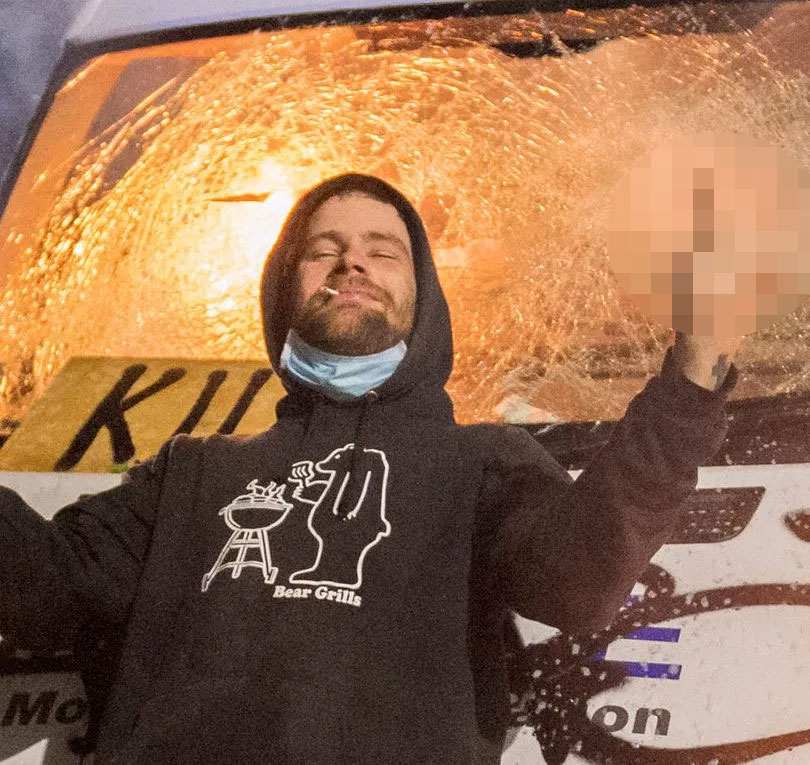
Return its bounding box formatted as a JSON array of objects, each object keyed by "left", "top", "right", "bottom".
[{"left": 0, "top": 174, "right": 737, "bottom": 764}]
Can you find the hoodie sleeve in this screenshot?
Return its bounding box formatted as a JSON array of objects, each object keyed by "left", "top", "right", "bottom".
[
  {"left": 0, "top": 435, "right": 185, "bottom": 651},
  {"left": 479, "top": 346, "right": 737, "bottom": 634}
]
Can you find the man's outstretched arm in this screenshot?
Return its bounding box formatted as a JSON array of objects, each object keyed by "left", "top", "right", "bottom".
[
  {"left": 0, "top": 435, "right": 183, "bottom": 651},
  {"left": 488, "top": 333, "right": 740, "bottom": 634}
]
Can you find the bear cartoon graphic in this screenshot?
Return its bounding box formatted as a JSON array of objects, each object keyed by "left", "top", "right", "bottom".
[{"left": 288, "top": 444, "right": 391, "bottom": 589}]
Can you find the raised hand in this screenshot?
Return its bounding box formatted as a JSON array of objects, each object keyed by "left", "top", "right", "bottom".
[{"left": 608, "top": 131, "right": 810, "bottom": 341}]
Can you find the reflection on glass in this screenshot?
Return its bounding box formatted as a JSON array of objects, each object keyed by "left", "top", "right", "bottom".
[{"left": 1, "top": 3, "right": 810, "bottom": 436}]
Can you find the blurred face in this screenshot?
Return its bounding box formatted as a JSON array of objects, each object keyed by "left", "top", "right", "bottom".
[{"left": 291, "top": 192, "right": 417, "bottom": 355}]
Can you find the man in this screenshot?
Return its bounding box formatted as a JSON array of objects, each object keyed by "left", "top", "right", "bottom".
[{"left": 0, "top": 173, "right": 738, "bottom": 763}]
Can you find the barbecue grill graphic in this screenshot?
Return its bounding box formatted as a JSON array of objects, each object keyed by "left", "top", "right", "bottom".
[{"left": 201, "top": 480, "right": 293, "bottom": 591}]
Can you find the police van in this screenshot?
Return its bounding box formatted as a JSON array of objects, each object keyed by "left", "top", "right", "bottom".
[{"left": 1, "top": 1, "right": 809, "bottom": 762}]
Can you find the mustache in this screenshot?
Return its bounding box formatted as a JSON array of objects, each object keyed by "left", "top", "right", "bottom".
[{"left": 316, "top": 277, "right": 394, "bottom": 308}]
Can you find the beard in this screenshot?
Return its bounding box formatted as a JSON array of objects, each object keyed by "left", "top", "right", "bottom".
[{"left": 292, "top": 280, "right": 413, "bottom": 356}]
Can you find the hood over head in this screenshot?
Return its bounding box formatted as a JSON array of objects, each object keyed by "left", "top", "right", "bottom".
[{"left": 261, "top": 173, "right": 454, "bottom": 408}]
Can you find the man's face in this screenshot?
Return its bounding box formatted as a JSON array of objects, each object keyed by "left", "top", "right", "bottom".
[{"left": 291, "top": 192, "right": 417, "bottom": 356}]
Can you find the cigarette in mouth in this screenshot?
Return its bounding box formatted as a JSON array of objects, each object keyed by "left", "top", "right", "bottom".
[{"left": 321, "top": 286, "right": 339, "bottom": 296}]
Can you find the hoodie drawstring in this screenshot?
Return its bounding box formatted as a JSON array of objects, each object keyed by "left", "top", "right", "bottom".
[{"left": 336, "top": 389, "right": 378, "bottom": 519}]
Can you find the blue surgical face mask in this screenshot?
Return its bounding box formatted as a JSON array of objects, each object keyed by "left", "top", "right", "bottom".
[{"left": 280, "top": 329, "right": 406, "bottom": 401}]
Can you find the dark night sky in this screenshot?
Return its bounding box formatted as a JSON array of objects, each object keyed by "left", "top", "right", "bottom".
[{"left": 0, "top": 0, "right": 85, "bottom": 184}]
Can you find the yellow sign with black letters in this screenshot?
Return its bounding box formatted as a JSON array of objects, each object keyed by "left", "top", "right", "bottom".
[{"left": 0, "top": 358, "right": 286, "bottom": 473}]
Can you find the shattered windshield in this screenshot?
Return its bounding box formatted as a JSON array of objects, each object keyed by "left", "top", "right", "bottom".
[{"left": 1, "top": 2, "right": 809, "bottom": 437}]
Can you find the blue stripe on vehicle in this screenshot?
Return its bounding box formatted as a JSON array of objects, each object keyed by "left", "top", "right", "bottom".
[
  {"left": 589, "top": 654, "right": 682, "bottom": 680},
  {"left": 623, "top": 627, "right": 681, "bottom": 643},
  {"left": 620, "top": 661, "right": 682, "bottom": 679}
]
